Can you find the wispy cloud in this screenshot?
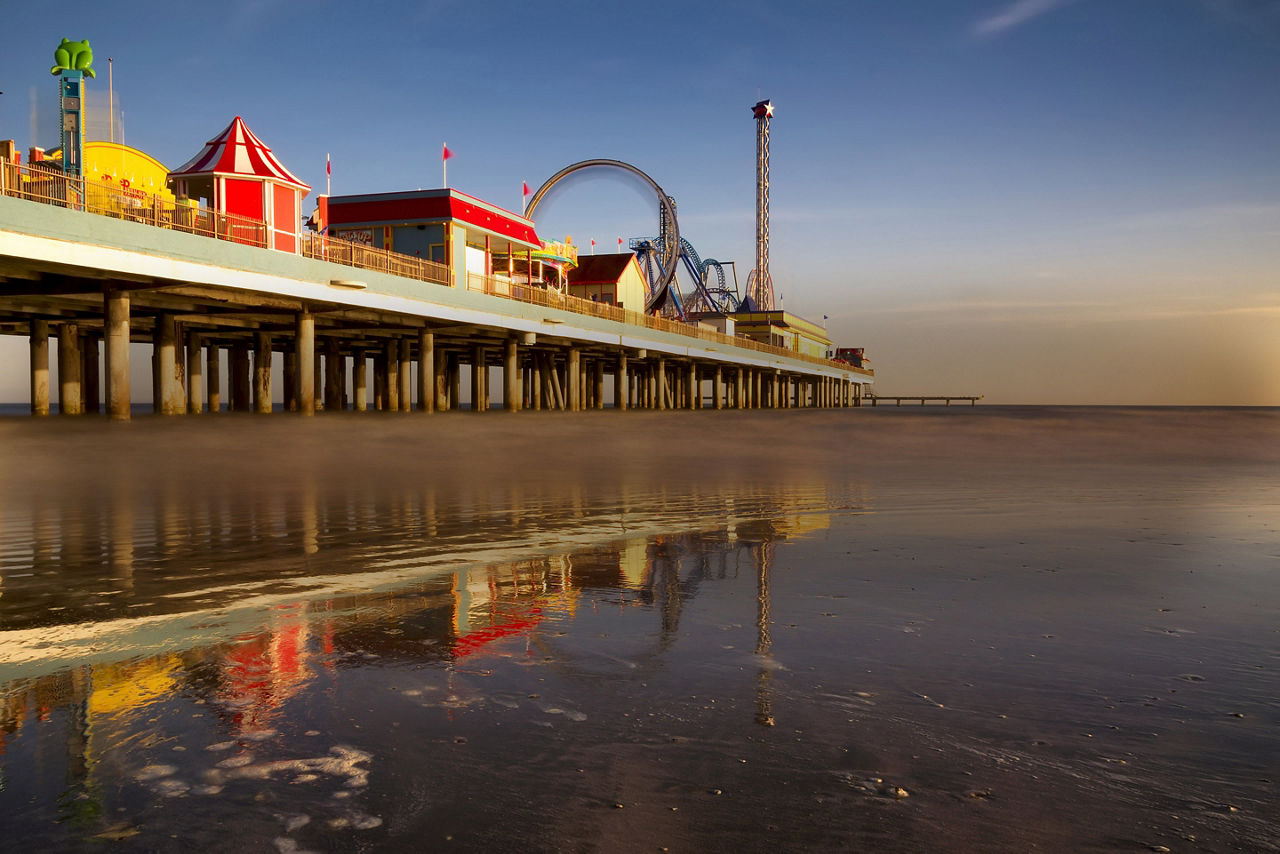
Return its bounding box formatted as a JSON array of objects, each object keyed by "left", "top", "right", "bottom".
[
  {"left": 1199, "top": 0, "right": 1280, "bottom": 38},
  {"left": 973, "top": 0, "right": 1080, "bottom": 37}
]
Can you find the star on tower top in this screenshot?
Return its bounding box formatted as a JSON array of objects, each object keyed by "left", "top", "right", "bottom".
[{"left": 752, "top": 99, "right": 774, "bottom": 118}]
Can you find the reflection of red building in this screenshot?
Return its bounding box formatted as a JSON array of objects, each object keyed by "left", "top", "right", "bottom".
[
  {"left": 450, "top": 558, "right": 582, "bottom": 660},
  {"left": 216, "top": 609, "right": 321, "bottom": 733}
]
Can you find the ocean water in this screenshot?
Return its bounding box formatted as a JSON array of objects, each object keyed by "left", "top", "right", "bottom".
[{"left": 0, "top": 407, "right": 1276, "bottom": 852}]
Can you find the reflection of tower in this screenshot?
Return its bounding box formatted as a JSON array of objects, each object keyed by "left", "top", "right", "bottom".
[
  {"left": 749, "top": 99, "right": 775, "bottom": 311},
  {"left": 754, "top": 541, "right": 775, "bottom": 727}
]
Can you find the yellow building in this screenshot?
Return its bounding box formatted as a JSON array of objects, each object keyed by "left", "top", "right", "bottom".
[
  {"left": 565, "top": 253, "right": 650, "bottom": 311},
  {"left": 731, "top": 311, "right": 832, "bottom": 358},
  {"left": 83, "top": 141, "right": 175, "bottom": 203}
]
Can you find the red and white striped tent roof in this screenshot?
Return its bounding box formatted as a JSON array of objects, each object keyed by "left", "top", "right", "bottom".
[{"left": 169, "top": 116, "right": 309, "bottom": 191}]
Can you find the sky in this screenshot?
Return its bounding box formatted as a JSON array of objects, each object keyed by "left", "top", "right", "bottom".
[{"left": 1, "top": 0, "right": 1278, "bottom": 404}]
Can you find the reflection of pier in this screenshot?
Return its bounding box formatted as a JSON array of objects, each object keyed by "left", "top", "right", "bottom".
[
  {"left": 0, "top": 500, "right": 830, "bottom": 820},
  {"left": 0, "top": 463, "right": 855, "bottom": 676}
]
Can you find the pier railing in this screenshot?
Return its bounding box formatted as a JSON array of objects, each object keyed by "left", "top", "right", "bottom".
[
  {"left": 469, "top": 273, "right": 870, "bottom": 374},
  {"left": 303, "top": 233, "right": 451, "bottom": 286},
  {"left": 1, "top": 160, "right": 269, "bottom": 247},
  {"left": 0, "top": 160, "right": 869, "bottom": 377}
]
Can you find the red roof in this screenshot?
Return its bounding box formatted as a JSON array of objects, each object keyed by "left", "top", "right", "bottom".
[
  {"left": 169, "top": 116, "right": 310, "bottom": 191},
  {"left": 567, "top": 253, "right": 639, "bottom": 285},
  {"left": 326, "top": 189, "right": 540, "bottom": 249}
]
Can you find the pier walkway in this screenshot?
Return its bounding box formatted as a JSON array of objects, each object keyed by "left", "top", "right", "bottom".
[
  {"left": 0, "top": 167, "right": 871, "bottom": 419},
  {"left": 869, "top": 395, "right": 982, "bottom": 407}
]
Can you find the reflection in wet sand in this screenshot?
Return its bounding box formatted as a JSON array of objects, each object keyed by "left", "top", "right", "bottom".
[
  {"left": 2, "top": 409, "right": 1279, "bottom": 851},
  {"left": 0, "top": 518, "right": 805, "bottom": 849},
  {"left": 0, "top": 467, "right": 854, "bottom": 681}
]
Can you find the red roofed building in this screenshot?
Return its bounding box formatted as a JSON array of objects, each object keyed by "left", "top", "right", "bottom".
[
  {"left": 318, "top": 189, "right": 542, "bottom": 291},
  {"left": 566, "top": 253, "right": 650, "bottom": 311},
  {"left": 167, "top": 116, "right": 310, "bottom": 253}
]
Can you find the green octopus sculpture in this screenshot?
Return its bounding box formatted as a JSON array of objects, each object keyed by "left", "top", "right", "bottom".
[{"left": 51, "top": 39, "right": 96, "bottom": 78}]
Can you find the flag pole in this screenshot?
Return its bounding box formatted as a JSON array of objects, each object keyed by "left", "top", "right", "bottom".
[
  {"left": 442, "top": 142, "right": 447, "bottom": 188},
  {"left": 107, "top": 58, "right": 115, "bottom": 145},
  {"left": 326, "top": 152, "right": 331, "bottom": 196}
]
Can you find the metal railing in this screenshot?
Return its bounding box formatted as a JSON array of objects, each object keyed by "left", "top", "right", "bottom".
[
  {"left": 469, "top": 273, "right": 872, "bottom": 375},
  {"left": 0, "top": 160, "right": 870, "bottom": 377},
  {"left": 2, "top": 160, "right": 268, "bottom": 246},
  {"left": 304, "top": 233, "right": 450, "bottom": 286}
]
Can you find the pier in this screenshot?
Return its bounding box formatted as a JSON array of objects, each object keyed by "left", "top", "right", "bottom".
[
  {"left": 0, "top": 164, "right": 872, "bottom": 419},
  {"left": 868, "top": 395, "right": 982, "bottom": 407}
]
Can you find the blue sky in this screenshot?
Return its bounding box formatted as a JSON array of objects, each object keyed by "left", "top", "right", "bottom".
[{"left": 1, "top": 0, "right": 1278, "bottom": 403}]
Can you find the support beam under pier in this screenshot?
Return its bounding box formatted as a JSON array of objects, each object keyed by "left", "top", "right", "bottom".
[{"left": 105, "top": 294, "right": 129, "bottom": 420}]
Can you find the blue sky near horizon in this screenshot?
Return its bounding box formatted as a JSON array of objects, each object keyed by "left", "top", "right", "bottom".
[{"left": 1, "top": 0, "right": 1278, "bottom": 404}]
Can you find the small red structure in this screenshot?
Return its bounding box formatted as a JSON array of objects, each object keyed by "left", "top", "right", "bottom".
[{"left": 168, "top": 116, "right": 310, "bottom": 252}]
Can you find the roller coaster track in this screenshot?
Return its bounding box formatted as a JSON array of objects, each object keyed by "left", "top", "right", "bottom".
[
  {"left": 524, "top": 159, "right": 680, "bottom": 315},
  {"left": 635, "top": 236, "right": 739, "bottom": 317}
]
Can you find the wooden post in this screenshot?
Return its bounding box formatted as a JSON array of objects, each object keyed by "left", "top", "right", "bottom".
[
  {"left": 385, "top": 339, "right": 399, "bottom": 412},
  {"left": 284, "top": 350, "right": 298, "bottom": 412},
  {"left": 399, "top": 339, "right": 412, "bottom": 412},
  {"left": 504, "top": 337, "right": 519, "bottom": 412},
  {"left": 567, "top": 347, "right": 581, "bottom": 412},
  {"left": 230, "top": 343, "right": 251, "bottom": 413},
  {"left": 656, "top": 357, "right": 667, "bottom": 411},
  {"left": 714, "top": 365, "right": 723, "bottom": 411},
  {"left": 593, "top": 359, "right": 604, "bottom": 410},
  {"left": 30, "top": 319, "right": 50, "bottom": 416},
  {"left": 615, "top": 351, "right": 627, "bottom": 411},
  {"left": 187, "top": 331, "right": 203, "bottom": 414},
  {"left": 374, "top": 352, "right": 386, "bottom": 411},
  {"left": 419, "top": 331, "right": 434, "bottom": 413},
  {"left": 82, "top": 333, "right": 100, "bottom": 414},
  {"left": 255, "top": 332, "right": 273, "bottom": 414},
  {"left": 532, "top": 354, "right": 544, "bottom": 411},
  {"left": 104, "top": 296, "right": 129, "bottom": 420},
  {"left": 296, "top": 310, "right": 315, "bottom": 416},
  {"left": 473, "top": 348, "right": 486, "bottom": 414},
  {"left": 310, "top": 349, "right": 322, "bottom": 411},
  {"left": 154, "top": 315, "right": 181, "bottom": 415},
  {"left": 545, "top": 353, "right": 564, "bottom": 410},
  {"left": 325, "top": 338, "right": 343, "bottom": 411},
  {"left": 434, "top": 348, "right": 449, "bottom": 411},
  {"left": 353, "top": 350, "right": 367, "bottom": 412},
  {"left": 58, "top": 322, "right": 83, "bottom": 415},
  {"left": 449, "top": 352, "right": 461, "bottom": 410},
  {"left": 207, "top": 344, "right": 222, "bottom": 413}
]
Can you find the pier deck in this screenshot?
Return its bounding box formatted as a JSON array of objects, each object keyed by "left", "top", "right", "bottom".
[{"left": 0, "top": 185, "right": 871, "bottom": 418}]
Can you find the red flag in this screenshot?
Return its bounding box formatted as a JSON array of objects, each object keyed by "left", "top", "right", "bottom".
[
  {"left": 617, "top": 236, "right": 623, "bottom": 249},
  {"left": 590, "top": 238, "right": 595, "bottom": 247},
  {"left": 442, "top": 142, "right": 453, "bottom": 161},
  {"left": 521, "top": 180, "right": 530, "bottom": 197},
  {"left": 326, "top": 153, "right": 331, "bottom": 176}
]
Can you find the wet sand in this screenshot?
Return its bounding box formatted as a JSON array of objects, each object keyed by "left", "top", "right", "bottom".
[{"left": 0, "top": 408, "right": 1276, "bottom": 852}]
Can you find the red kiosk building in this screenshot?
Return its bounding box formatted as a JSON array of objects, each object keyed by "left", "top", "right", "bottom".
[
  {"left": 167, "top": 116, "right": 310, "bottom": 252},
  {"left": 318, "top": 189, "right": 543, "bottom": 291}
]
